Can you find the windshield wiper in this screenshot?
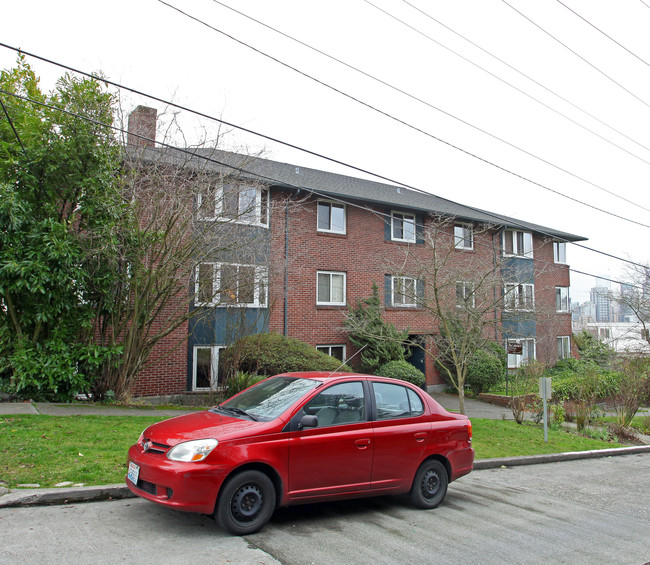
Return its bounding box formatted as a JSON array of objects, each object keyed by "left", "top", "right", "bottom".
[{"left": 216, "top": 406, "right": 258, "bottom": 421}]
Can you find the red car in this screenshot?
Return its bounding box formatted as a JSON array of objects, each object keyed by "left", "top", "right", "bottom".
[{"left": 126, "top": 372, "right": 474, "bottom": 535}]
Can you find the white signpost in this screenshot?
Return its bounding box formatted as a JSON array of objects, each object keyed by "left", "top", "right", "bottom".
[{"left": 539, "top": 377, "right": 552, "bottom": 443}]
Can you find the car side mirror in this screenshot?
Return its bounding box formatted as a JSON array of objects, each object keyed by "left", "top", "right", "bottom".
[{"left": 298, "top": 414, "right": 318, "bottom": 430}]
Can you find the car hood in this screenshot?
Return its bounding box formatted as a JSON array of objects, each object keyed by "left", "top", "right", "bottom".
[{"left": 144, "top": 410, "right": 274, "bottom": 446}]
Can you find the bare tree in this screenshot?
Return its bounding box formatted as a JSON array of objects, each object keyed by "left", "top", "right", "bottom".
[
  {"left": 90, "top": 141, "right": 275, "bottom": 401},
  {"left": 347, "top": 214, "right": 549, "bottom": 414}
]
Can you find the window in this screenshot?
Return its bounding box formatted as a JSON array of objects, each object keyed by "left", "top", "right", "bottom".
[
  {"left": 503, "top": 230, "right": 533, "bottom": 258},
  {"left": 202, "top": 182, "right": 269, "bottom": 226},
  {"left": 507, "top": 338, "right": 536, "bottom": 369},
  {"left": 553, "top": 241, "right": 567, "bottom": 264},
  {"left": 557, "top": 336, "right": 571, "bottom": 360},
  {"left": 504, "top": 283, "right": 534, "bottom": 311},
  {"left": 599, "top": 327, "right": 611, "bottom": 340},
  {"left": 317, "top": 271, "right": 346, "bottom": 305},
  {"left": 317, "top": 201, "right": 346, "bottom": 234},
  {"left": 456, "top": 281, "right": 475, "bottom": 308},
  {"left": 392, "top": 276, "right": 418, "bottom": 307},
  {"left": 193, "top": 346, "right": 226, "bottom": 390},
  {"left": 556, "top": 287, "right": 569, "bottom": 312},
  {"left": 195, "top": 263, "right": 268, "bottom": 307},
  {"left": 373, "top": 382, "right": 424, "bottom": 420},
  {"left": 317, "top": 345, "right": 346, "bottom": 362},
  {"left": 302, "top": 382, "right": 366, "bottom": 427},
  {"left": 391, "top": 211, "right": 416, "bottom": 242},
  {"left": 454, "top": 224, "right": 474, "bottom": 250}
]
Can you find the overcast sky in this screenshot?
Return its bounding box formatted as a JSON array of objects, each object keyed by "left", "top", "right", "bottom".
[{"left": 2, "top": 0, "right": 650, "bottom": 303}]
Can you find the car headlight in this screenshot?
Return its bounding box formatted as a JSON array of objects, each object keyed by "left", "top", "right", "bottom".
[{"left": 166, "top": 439, "right": 218, "bottom": 462}]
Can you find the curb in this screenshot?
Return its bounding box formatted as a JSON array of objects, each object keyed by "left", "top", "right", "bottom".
[
  {"left": 473, "top": 445, "right": 650, "bottom": 470},
  {"left": 2, "top": 447, "right": 649, "bottom": 508},
  {"left": 0, "top": 484, "right": 135, "bottom": 508}
]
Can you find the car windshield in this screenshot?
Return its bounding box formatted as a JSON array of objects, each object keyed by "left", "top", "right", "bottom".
[{"left": 214, "top": 376, "right": 321, "bottom": 422}]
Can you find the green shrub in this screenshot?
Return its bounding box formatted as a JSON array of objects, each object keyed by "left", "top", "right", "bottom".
[
  {"left": 219, "top": 333, "right": 352, "bottom": 377},
  {"left": 223, "top": 371, "right": 266, "bottom": 399},
  {"left": 466, "top": 344, "right": 506, "bottom": 394},
  {"left": 376, "top": 360, "right": 425, "bottom": 388}
]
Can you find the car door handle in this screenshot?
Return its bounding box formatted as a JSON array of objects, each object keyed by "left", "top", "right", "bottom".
[
  {"left": 414, "top": 432, "right": 428, "bottom": 442},
  {"left": 355, "top": 438, "right": 372, "bottom": 449}
]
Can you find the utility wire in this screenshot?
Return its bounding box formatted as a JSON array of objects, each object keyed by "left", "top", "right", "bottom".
[
  {"left": 0, "top": 96, "right": 27, "bottom": 154},
  {"left": 3, "top": 41, "right": 650, "bottom": 248},
  {"left": 211, "top": 0, "right": 650, "bottom": 216},
  {"left": 398, "top": 0, "right": 650, "bottom": 162},
  {"left": 149, "top": 5, "right": 650, "bottom": 230},
  {"left": 501, "top": 0, "right": 650, "bottom": 110},
  {"left": 3, "top": 85, "right": 648, "bottom": 283},
  {"left": 556, "top": 0, "right": 650, "bottom": 68}
]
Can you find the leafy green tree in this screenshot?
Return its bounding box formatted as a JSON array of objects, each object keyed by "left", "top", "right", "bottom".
[
  {"left": 0, "top": 56, "right": 123, "bottom": 400},
  {"left": 344, "top": 283, "right": 408, "bottom": 373},
  {"left": 573, "top": 330, "right": 616, "bottom": 368}
]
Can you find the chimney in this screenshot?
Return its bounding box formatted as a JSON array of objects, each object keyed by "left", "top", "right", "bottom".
[{"left": 127, "top": 106, "right": 157, "bottom": 148}]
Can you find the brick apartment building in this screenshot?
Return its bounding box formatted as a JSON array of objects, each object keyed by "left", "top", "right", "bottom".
[{"left": 127, "top": 106, "right": 585, "bottom": 396}]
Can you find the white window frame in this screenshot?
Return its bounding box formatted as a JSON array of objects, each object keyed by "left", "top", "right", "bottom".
[
  {"left": 553, "top": 241, "right": 567, "bottom": 264},
  {"left": 205, "top": 182, "right": 269, "bottom": 227},
  {"left": 504, "top": 283, "right": 535, "bottom": 311},
  {"left": 392, "top": 275, "right": 418, "bottom": 307},
  {"left": 194, "top": 262, "right": 268, "bottom": 307},
  {"left": 317, "top": 200, "right": 346, "bottom": 234},
  {"left": 454, "top": 224, "right": 474, "bottom": 250},
  {"left": 557, "top": 336, "right": 571, "bottom": 360},
  {"left": 456, "top": 281, "right": 476, "bottom": 308},
  {"left": 192, "top": 345, "right": 224, "bottom": 391},
  {"left": 507, "top": 338, "right": 536, "bottom": 369},
  {"left": 317, "top": 271, "right": 346, "bottom": 306},
  {"left": 556, "top": 287, "right": 569, "bottom": 312},
  {"left": 317, "top": 344, "right": 347, "bottom": 362},
  {"left": 391, "top": 211, "right": 416, "bottom": 243},
  {"left": 503, "top": 230, "right": 533, "bottom": 258}
]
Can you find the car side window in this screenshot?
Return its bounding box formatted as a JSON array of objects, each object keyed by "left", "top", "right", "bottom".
[
  {"left": 373, "top": 382, "right": 425, "bottom": 420},
  {"left": 302, "top": 382, "right": 366, "bottom": 427}
]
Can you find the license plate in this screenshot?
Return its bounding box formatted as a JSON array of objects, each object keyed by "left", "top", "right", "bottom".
[{"left": 127, "top": 461, "right": 140, "bottom": 485}]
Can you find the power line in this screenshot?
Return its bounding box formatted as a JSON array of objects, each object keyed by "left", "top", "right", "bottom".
[
  {"left": 3, "top": 85, "right": 649, "bottom": 283},
  {"left": 0, "top": 95, "right": 27, "bottom": 154},
  {"left": 555, "top": 0, "right": 650, "bottom": 68},
  {"left": 148, "top": 5, "right": 650, "bottom": 230},
  {"left": 210, "top": 0, "right": 650, "bottom": 216},
  {"left": 397, "top": 0, "right": 650, "bottom": 163},
  {"left": 501, "top": 0, "right": 650, "bottom": 110}
]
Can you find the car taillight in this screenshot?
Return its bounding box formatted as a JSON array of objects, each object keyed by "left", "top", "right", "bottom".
[{"left": 467, "top": 419, "right": 472, "bottom": 440}]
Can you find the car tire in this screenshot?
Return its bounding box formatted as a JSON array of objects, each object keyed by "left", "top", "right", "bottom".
[
  {"left": 215, "top": 470, "right": 276, "bottom": 535},
  {"left": 410, "top": 459, "right": 448, "bottom": 509}
]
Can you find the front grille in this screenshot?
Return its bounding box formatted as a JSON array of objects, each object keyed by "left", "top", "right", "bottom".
[
  {"left": 137, "top": 479, "right": 157, "bottom": 495},
  {"left": 143, "top": 439, "right": 170, "bottom": 455}
]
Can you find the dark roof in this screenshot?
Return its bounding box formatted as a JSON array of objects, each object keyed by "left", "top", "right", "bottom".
[{"left": 127, "top": 145, "right": 587, "bottom": 242}]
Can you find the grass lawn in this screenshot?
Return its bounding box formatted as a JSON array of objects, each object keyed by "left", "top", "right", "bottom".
[{"left": 0, "top": 414, "right": 626, "bottom": 489}]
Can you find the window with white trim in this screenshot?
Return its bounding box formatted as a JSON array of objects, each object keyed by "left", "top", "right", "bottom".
[
  {"left": 556, "top": 287, "right": 569, "bottom": 312},
  {"left": 392, "top": 276, "right": 418, "bottom": 307},
  {"left": 456, "top": 281, "right": 475, "bottom": 308},
  {"left": 454, "top": 224, "right": 474, "bottom": 250},
  {"left": 504, "top": 283, "right": 535, "bottom": 311},
  {"left": 507, "top": 338, "right": 536, "bottom": 369},
  {"left": 193, "top": 345, "right": 225, "bottom": 390},
  {"left": 553, "top": 241, "right": 567, "bottom": 264},
  {"left": 391, "top": 211, "right": 416, "bottom": 242},
  {"left": 557, "top": 336, "right": 571, "bottom": 360},
  {"left": 197, "top": 182, "right": 269, "bottom": 226},
  {"left": 317, "top": 201, "right": 346, "bottom": 234},
  {"left": 317, "top": 345, "right": 346, "bottom": 362},
  {"left": 317, "top": 271, "right": 346, "bottom": 305},
  {"left": 195, "top": 263, "right": 268, "bottom": 307},
  {"left": 503, "top": 230, "right": 533, "bottom": 258}
]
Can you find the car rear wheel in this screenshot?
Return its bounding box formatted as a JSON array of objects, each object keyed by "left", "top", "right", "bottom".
[
  {"left": 215, "top": 470, "right": 276, "bottom": 535},
  {"left": 410, "top": 459, "right": 448, "bottom": 509}
]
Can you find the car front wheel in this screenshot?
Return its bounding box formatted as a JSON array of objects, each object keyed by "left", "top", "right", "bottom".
[
  {"left": 410, "top": 459, "right": 448, "bottom": 509},
  {"left": 215, "top": 470, "right": 276, "bottom": 535}
]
